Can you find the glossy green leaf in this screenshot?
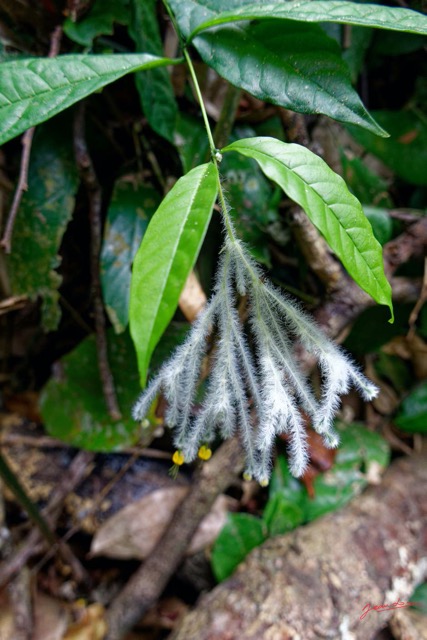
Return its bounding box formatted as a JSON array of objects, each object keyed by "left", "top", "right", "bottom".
[
  {"left": 363, "top": 208, "right": 393, "bottom": 246},
  {"left": 223, "top": 137, "right": 393, "bottom": 320},
  {"left": 0, "top": 53, "right": 178, "bottom": 146},
  {"left": 173, "top": 0, "right": 427, "bottom": 39},
  {"left": 347, "top": 110, "right": 427, "bottom": 186},
  {"left": 129, "top": 162, "right": 218, "bottom": 385},
  {"left": 303, "top": 423, "right": 390, "bottom": 520},
  {"left": 63, "top": 0, "right": 130, "bottom": 46},
  {"left": 211, "top": 514, "right": 267, "bottom": 582},
  {"left": 101, "top": 178, "right": 161, "bottom": 334},
  {"left": 395, "top": 382, "right": 427, "bottom": 433},
  {"left": 192, "top": 21, "right": 385, "bottom": 136},
  {"left": 268, "top": 454, "right": 305, "bottom": 504},
  {"left": 40, "top": 330, "right": 141, "bottom": 450},
  {"left": 269, "top": 423, "right": 390, "bottom": 524},
  {"left": 6, "top": 117, "right": 78, "bottom": 330},
  {"left": 263, "top": 494, "right": 304, "bottom": 537},
  {"left": 129, "top": 0, "right": 178, "bottom": 142}
]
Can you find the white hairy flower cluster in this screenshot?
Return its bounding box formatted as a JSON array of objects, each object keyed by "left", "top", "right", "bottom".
[{"left": 133, "top": 235, "right": 378, "bottom": 485}]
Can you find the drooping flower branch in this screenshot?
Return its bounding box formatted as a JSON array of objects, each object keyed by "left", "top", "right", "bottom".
[{"left": 133, "top": 219, "right": 378, "bottom": 485}]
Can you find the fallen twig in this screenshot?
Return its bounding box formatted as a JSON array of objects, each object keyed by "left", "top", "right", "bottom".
[
  {"left": 0, "top": 25, "right": 63, "bottom": 254},
  {"left": 171, "top": 452, "right": 427, "bottom": 640},
  {"left": 0, "top": 450, "right": 94, "bottom": 588},
  {"left": 105, "top": 438, "right": 244, "bottom": 639},
  {"left": 73, "top": 103, "right": 121, "bottom": 421}
]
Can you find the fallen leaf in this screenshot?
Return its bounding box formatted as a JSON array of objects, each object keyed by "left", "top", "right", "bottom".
[
  {"left": 178, "top": 270, "right": 207, "bottom": 322},
  {"left": 33, "top": 592, "right": 69, "bottom": 640},
  {"left": 0, "top": 593, "right": 16, "bottom": 640},
  {"left": 90, "top": 487, "right": 233, "bottom": 560}
]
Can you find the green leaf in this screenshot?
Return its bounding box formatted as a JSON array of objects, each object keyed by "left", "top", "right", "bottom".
[
  {"left": 263, "top": 494, "right": 304, "bottom": 537},
  {"left": 410, "top": 583, "right": 427, "bottom": 615},
  {"left": 302, "top": 423, "right": 390, "bottom": 521},
  {"left": 40, "top": 330, "right": 141, "bottom": 450},
  {"left": 0, "top": 53, "right": 178, "bottom": 146},
  {"left": 223, "top": 137, "right": 393, "bottom": 320},
  {"left": 63, "top": 0, "right": 130, "bottom": 47},
  {"left": 271, "top": 425, "right": 390, "bottom": 523},
  {"left": 129, "top": 162, "right": 218, "bottom": 385},
  {"left": 211, "top": 513, "right": 267, "bottom": 582},
  {"left": 6, "top": 117, "right": 78, "bottom": 330},
  {"left": 347, "top": 110, "right": 427, "bottom": 186},
  {"left": 395, "top": 382, "right": 427, "bottom": 433},
  {"left": 269, "top": 454, "right": 305, "bottom": 504},
  {"left": 334, "top": 422, "right": 390, "bottom": 468},
  {"left": 129, "top": 0, "right": 178, "bottom": 142},
  {"left": 174, "top": 1, "right": 427, "bottom": 39},
  {"left": 363, "top": 208, "right": 393, "bottom": 246},
  {"left": 101, "top": 177, "right": 161, "bottom": 334},
  {"left": 192, "top": 21, "right": 385, "bottom": 136},
  {"left": 342, "top": 26, "right": 373, "bottom": 83}
]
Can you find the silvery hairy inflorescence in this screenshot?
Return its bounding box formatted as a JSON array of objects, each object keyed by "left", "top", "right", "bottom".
[{"left": 133, "top": 217, "right": 378, "bottom": 486}]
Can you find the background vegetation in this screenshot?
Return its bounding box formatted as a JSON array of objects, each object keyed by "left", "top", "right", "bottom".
[{"left": 0, "top": 0, "right": 426, "bottom": 638}]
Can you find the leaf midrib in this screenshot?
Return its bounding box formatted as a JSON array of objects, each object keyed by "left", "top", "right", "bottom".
[
  {"left": 0, "top": 56, "right": 160, "bottom": 109},
  {"left": 234, "top": 144, "right": 384, "bottom": 293},
  {"left": 194, "top": 22, "right": 378, "bottom": 130},
  {"left": 188, "top": 1, "right": 427, "bottom": 39},
  {"left": 145, "top": 165, "right": 210, "bottom": 356}
]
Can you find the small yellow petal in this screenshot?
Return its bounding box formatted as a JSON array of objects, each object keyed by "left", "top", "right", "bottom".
[
  {"left": 198, "top": 445, "right": 212, "bottom": 461},
  {"left": 242, "top": 472, "right": 253, "bottom": 482},
  {"left": 172, "top": 450, "right": 185, "bottom": 466},
  {"left": 259, "top": 478, "right": 269, "bottom": 487}
]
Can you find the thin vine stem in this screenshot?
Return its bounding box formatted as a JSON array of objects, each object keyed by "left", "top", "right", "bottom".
[
  {"left": 163, "top": 0, "right": 237, "bottom": 241},
  {"left": 182, "top": 46, "right": 237, "bottom": 241},
  {"left": 183, "top": 52, "right": 239, "bottom": 241},
  {"left": 183, "top": 47, "right": 216, "bottom": 155}
]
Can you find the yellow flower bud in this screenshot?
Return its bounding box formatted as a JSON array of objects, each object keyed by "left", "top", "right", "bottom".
[
  {"left": 198, "top": 445, "right": 212, "bottom": 461},
  {"left": 172, "top": 450, "right": 185, "bottom": 466}
]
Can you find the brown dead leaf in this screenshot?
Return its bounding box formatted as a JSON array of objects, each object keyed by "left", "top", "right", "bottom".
[
  {"left": 0, "top": 591, "right": 70, "bottom": 640},
  {"left": 188, "top": 494, "right": 232, "bottom": 554},
  {"left": 178, "top": 270, "right": 207, "bottom": 322},
  {"left": 0, "top": 593, "right": 16, "bottom": 640},
  {"left": 90, "top": 487, "right": 233, "bottom": 560},
  {"left": 33, "top": 593, "right": 70, "bottom": 640}
]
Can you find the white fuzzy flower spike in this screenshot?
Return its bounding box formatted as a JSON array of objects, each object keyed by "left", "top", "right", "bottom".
[{"left": 133, "top": 219, "right": 379, "bottom": 484}]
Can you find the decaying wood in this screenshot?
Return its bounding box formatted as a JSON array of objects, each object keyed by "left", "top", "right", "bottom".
[{"left": 170, "top": 453, "right": 427, "bottom": 640}]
